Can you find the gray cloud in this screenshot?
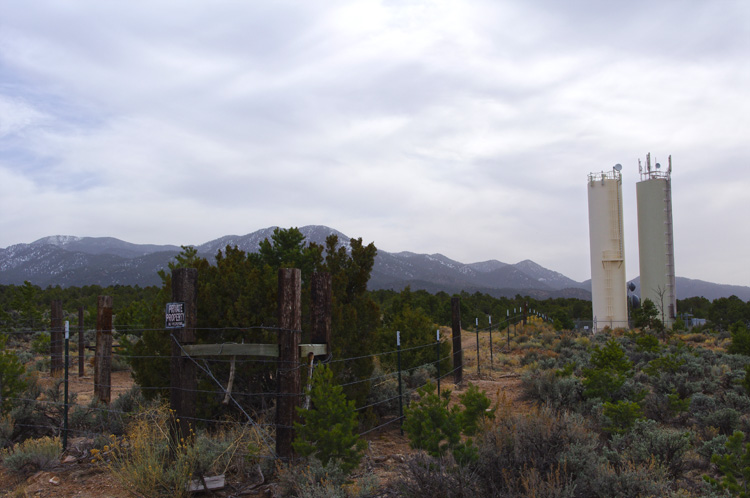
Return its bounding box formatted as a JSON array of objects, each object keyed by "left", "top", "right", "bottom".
[{"left": 0, "top": 0, "right": 748, "bottom": 286}]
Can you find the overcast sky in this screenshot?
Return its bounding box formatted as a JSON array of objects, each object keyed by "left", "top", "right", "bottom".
[{"left": 1, "top": 1, "right": 748, "bottom": 285}]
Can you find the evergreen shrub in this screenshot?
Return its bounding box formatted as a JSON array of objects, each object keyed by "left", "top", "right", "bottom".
[{"left": 294, "top": 365, "right": 365, "bottom": 473}]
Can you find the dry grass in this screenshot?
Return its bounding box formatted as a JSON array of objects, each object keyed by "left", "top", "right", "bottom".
[{"left": 93, "top": 404, "right": 269, "bottom": 498}]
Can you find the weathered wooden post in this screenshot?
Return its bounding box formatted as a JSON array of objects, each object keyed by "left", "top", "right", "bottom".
[
  {"left": 276, "top": 268, "right": 301, "bottom": 460},
  {"left": 170, "top": 268, "right": 198, "bottom": 441},
  {"left": 311, "top": 272, "right": 332, "bottom": 352},
  {"left": 50, "top": 300, "right": 63, "bottom": 376},
  {"left": 451, "top": 297, "right": 463, "bottom": 385},
  {"left": 78, "top": 307, "right": 85, "bottom": 377},
  {"left": 94, "top": 296, "right": 113, "bottom": 404},
  {"left": 475, "top": 318, "right": 480, "bottom": 377}
]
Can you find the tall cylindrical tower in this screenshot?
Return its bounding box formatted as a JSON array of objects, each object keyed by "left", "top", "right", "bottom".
[
  {"left": 588, "top": 166, "right": 628, "bottom": 331},
  {"left": 637, "top": 153, "right": 676, "bottom": 328}
]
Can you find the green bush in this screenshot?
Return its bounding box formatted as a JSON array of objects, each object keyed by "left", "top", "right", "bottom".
[
  {"left": 635, "top": 333, "right": 660, "bottom": 353},
  {"left": 610, "top": 419, "right": 692, "bottom": 477},
  {"left": 294, "top": 365, "right": 365, "bottom": 474},
  {"left": 363, "top": 364, "right": 399, "bottom": 420},
  {"left": 477, "top": 405, "right": 596, "bottom": 496},
  {"left": 1, "top": 436, "right": 61, "bottom": 473},
  {"left": 728, "top": 322, "right": 750, "bottom": 356},
  {"left": 602, "top": 400, "right": 643, "bottom": 435},
  {"left": 702, "top": 408, "right": 741, "bottom": 436},
  {"left": 700, "top": 434, "right": 729, "bottom": 462},
  {"left": 582, "top": 339, "right": 632, "bottom": 402},
  {"left": 403, "top": 381, "right": 492, "bottom": 466},
  {"left": 277, "top": 456, "right": 379, "bottom": 498},
  {"left": 30, "top": 332, "right": 50, "bottom": 355},
  {"left": 0, "top": 334, "right": 27, "bottom": 411},
  {"left": 395, "top": 452, "right": 480, "bottom": 498},
  {"left": 403, "top": 383, "right": 466, "bottom": 462},
  {"left": 521, "top": 369, "right": 583, "bottom": 409},
  {"left": 405, "top": 364, "right": 436, "bottom": 390},
  {"left": 0, "top": 414, "right": 14, "bottom": 449},
  {"left": 704, "top": 430, "right": 750, "bottom": 497},
  {"left": 644, "top": 353, "right": 686, "bottom": 377},
  {"left": 458, "top": 383, "right": 495, "bottom": 436}
]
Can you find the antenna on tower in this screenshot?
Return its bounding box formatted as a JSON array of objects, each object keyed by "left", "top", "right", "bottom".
[{"left": 614, "top": 164, "right": 622, "bottom": 172}]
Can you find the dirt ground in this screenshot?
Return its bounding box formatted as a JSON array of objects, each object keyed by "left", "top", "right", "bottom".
[{"left": 2, "top": 331, "right": 526, "bottom": 497}]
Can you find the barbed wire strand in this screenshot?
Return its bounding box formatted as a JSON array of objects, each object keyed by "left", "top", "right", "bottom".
[{"left": 169, "top": 333, "right": 277, "bottom": 458}]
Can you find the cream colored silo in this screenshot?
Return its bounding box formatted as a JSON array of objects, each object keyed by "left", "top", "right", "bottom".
[
  {"left": 588, "top": 166, "right": 628, "bottom": 331},
  {"left": 636, "top": 153, "right": 676, "bottom": 328}
]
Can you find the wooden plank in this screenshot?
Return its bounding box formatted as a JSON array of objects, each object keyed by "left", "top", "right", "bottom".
[
  {"left": 187, "top": 475, "right": 225, "bottom": 492},
  {"left": 300, "top": 344, "right": 328, "bottom": 357},
  {"left": 182, "top": 343, "right": 279, "bottom": 357},
  {"left": 180, "top": 343, "right": 327, "bottom": 358}
]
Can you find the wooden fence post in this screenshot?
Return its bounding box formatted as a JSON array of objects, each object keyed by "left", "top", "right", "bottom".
[
  {"left": 94, "top": 296, "right": 113, "bottom": 404},
  {"left": 51, "top": 300, "right": 63, "bottom": 376},
  {"left": 311, "top": 272, "right": 332, "bottom": 354},
  {"left": 78, "top": 307, "right": 85, "bottom": 377},
  {"left": 451, "top": 297, "right": 463, "bottom": 385},
  {"left": 277, "top": 268, "right": 301, "bottom": 460},
  {"left": 170, "top": 268, "right": 198, "bottom": 441}
]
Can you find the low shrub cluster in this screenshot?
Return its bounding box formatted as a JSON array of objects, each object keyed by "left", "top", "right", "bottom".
[
  {"left": 395, "top": 400, "right": 691, "bottom": 497},
  {"left": 520, "top": 328, "right": 750, "bottom": 495},
  {"left": 275, "top": 457, "right": 379, "bottom": 498},
  {"left": 1, "top": 435, "right": 61, "bottom": 473}
]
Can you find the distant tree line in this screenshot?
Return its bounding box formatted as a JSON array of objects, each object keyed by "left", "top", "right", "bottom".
[{"left": 2, "top": 274, "right": 748, "bottom": 336}]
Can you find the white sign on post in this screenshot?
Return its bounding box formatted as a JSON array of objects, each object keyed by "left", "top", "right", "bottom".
[{"left": 165, "top": 302, "right": 186, "bottom": 329}]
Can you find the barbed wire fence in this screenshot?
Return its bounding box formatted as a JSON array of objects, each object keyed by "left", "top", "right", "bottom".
[{"left": 0, "top": 268, "right": 547, "bottom": 463}]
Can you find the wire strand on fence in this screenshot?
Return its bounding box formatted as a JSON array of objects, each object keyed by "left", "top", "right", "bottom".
[
  {"left": 170, "top": 333, "right": 277, "bottom": 458},
  {"left": 6, "top": 322, "right": 489, "bottom": 455}
]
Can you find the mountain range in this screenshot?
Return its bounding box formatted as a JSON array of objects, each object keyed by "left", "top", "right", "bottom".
[{"left": 1, "top": 226, "right": 748, "bottom": 301}]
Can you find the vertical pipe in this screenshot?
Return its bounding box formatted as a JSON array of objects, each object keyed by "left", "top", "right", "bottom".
[
  {"left": 397, "top": 331, "right": 403, "bottom": 435},
  {"left": 63, "top": 321, "right": 69, "bottom": 451}
]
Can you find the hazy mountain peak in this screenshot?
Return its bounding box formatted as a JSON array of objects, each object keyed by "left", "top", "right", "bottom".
[
  {"left": 32, "top": 235, "right": 82, "bottom": 246},
  {"left": 468, "top": 260, "right": 508, "bottom": 273},
  {"left": 2, "top": 225, "right": 747, "bottom": 301}
]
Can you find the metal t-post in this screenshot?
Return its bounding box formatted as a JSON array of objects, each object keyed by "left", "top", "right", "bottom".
[
  {"left": 63, "top": 321, "right": 70, "bottom": 451},
  {"left": 397, "top": 331, "right": 403, "bottom": 435}
]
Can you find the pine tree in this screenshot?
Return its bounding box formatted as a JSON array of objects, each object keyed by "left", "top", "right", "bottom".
[{"left": 293, "top": 364, "right": 365, "bottom": 473}]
